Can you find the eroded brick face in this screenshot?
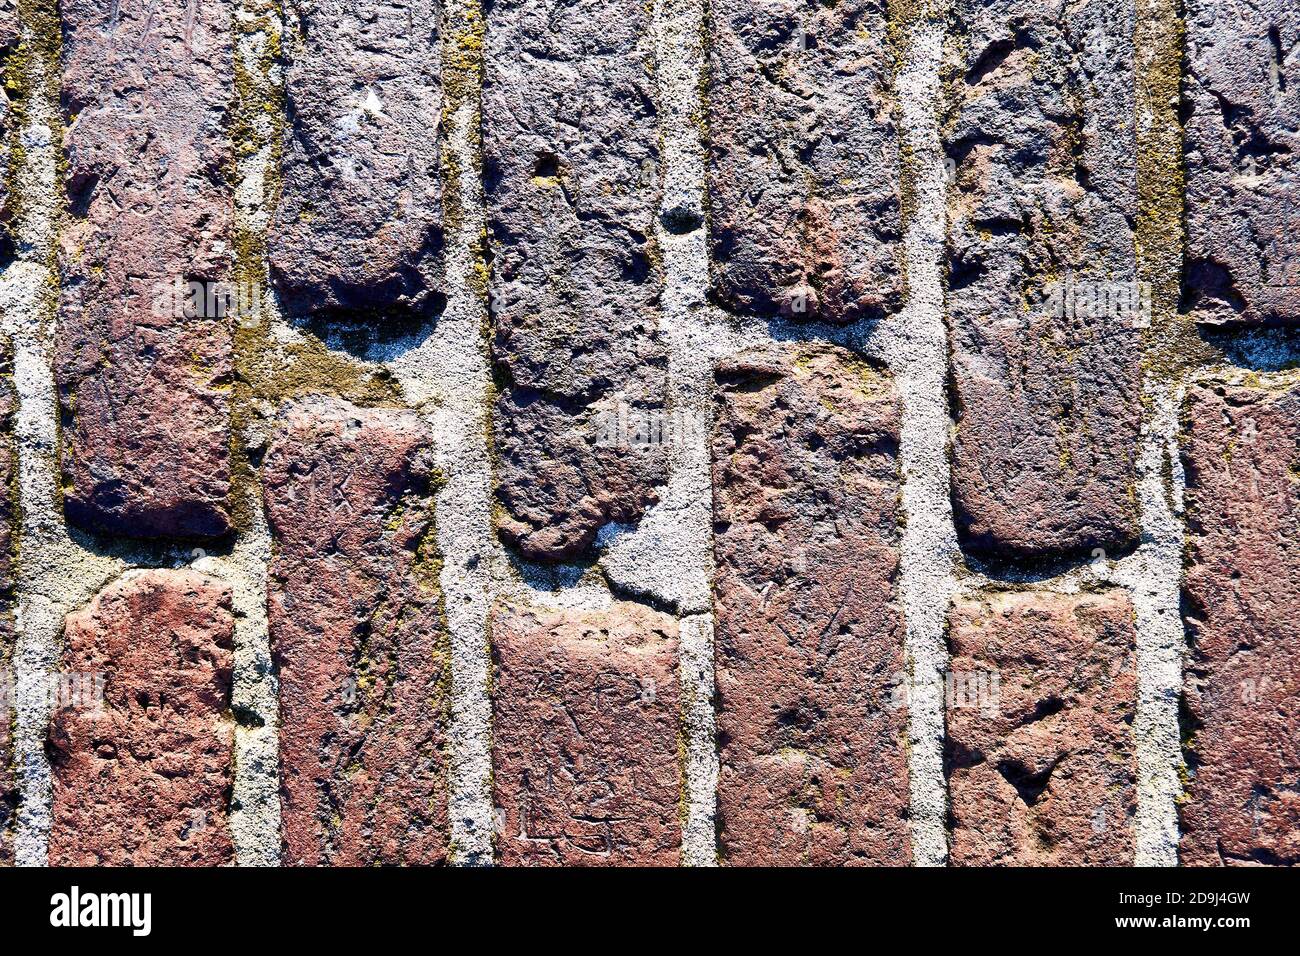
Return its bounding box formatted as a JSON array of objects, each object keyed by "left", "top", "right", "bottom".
[
  {"left": 269, "top": 0, "right": 445, "bottom": 323},
  {"left": 48, "top": 570, "right": 235, "bottom": 866},
  {"left": 946, "top": 591, "right": 1138, "bottom": 866},
  {"left": 706, "top": 0, "right": 901, "bottom": 323},
  {"left": 1184, "top": 1, "right": 1300, "bottom": 326},
  {"left": 492, "top": 600, "right": 681, "bottom": 866},
  {"left": 57, "top": 0, "right": 233, "bottom": 540},
  {"left": 712, "top": 342, "right": 909, "bottom": 866},
  {"left": 264, "top": 396, "right": 448, "bottom": 866},
  {"left": 944, "top": 0, "right": 1141, "bottom": 561},
  {"left": 1181, "top": 375, "right": 1300, "bottom": 866},
  {"left": 484, "top": 0, "right": 668, "bottom": 561}
]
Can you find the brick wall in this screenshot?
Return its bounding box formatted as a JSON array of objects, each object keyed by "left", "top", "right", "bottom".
[{"left": 0, "top": 0, "right": 1295, "bottom": 866}]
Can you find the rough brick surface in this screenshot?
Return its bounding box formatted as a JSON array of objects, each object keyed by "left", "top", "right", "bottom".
[
  {"left": 1184, "top": 2, "right": 1300, "bottom": 326},
  {"left": 0, "top": 340, "right": 15, "bottom": 866},
  {"left": 484, "top": 0, "right": 668, "bottom": 561},
  {"left": 11, "top": 0, "right": 1300, "bottom": 876},
  {"left": 269, "top": 0, "right": 444, "bottom": 321},
  {"left": 57, "top": 0, "right": 233, "bottom": 540},
  {"left": 1181, "top": 375, "right": 1300, "bottom": 865},
  {"left": 706, "top": 0, "right": 901, "bottom": 323},
  {"left": 492, "top": 600, "right": 681, "bottom": 866},
  {"left": 712, "top": 342, "right": 909, "bottom": 865},
  {"left": 946, "top": 590, "right": 1137, "bottom": 866},
  {"left": 48, "top": 571, "right": 235, "bottom": 866},
  {"left": 265, "top": 396, "right": 448, "bottom": 866},
  {"left": 945, "top": 0, "right": 1141, "bottom": 560}
]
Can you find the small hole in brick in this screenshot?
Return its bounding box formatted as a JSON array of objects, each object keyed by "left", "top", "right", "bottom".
[{"left": 534, "top": 153, "right": 561, "bottom": 178}]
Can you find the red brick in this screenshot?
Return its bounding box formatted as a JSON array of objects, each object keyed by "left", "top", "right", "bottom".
[
  {"left": 48, "top": 570, "right": 235, "bottom": 866},
  {"left": 57, "top": 0, "right": 233, "bottom": 539},
  {"left": 264, "top": 396, "right": 448, "bottom": 866},
  {"left": 712, "top": 342, "right": 909, "bottom": 865},
  {"left": 706, "top": 0, "right": 902, "bottom": 323},
  {"left": 1181, "top": 374, "right": 1300, "bottom": 865},
  {"left": 946, "top": 590, "right": 1137, "bottom": 866},
  {"left": 491, "top": 600, "right": 681, "bottom": 866}
]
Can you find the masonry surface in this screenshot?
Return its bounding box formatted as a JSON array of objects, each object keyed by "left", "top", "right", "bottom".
[{"left": 0, "top": 0, "right": 1295, "bottom": 867}]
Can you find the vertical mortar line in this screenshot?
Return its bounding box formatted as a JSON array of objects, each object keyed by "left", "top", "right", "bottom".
[
  {"left": 2, "top": 35, "right": 60, "bottom": 869},
  {"left": 676, "top": 612, "right": 717, "bottom": 866},
  {"left": 1121, "top": 386, "right": 1183, "bottom": 866},
  {"left": 888, "top": 0, "right": 957, "bottom": 868},
  {"left": 6, "top": 3, "right": 74, "bottom": 867},
  {"left": 213, "top": 502, "right": 278, "bottom": 867},
  {"left": 222, "top": 0, "right": 285, "bottom": 866},
  {"left": 416, "top": 1, "right": 496, "bottom": 866},
  {"left": 652, "top": 0, "right": 719, "bottom": 866},
  {"left": 1125, "top": 0, "right": 1187, "bottom": 866}
]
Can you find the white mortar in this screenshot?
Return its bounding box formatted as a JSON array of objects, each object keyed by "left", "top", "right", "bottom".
[
  {"left": 389, "top": 74, "right": 498, "bottom": 862},
  {"left": 877, "top": 8, "right": 958, "bottom": 868}
]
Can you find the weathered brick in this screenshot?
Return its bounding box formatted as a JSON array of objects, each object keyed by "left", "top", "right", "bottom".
[
  {"left": 484, "top": 0, "right": 668, "bottom": 561},
  {"left": 0, "top": 339, "right": 15, "bottom": 866},
  {"left": 48, "top": 570, "right": 235, "bottom": 866},
  {"left": 712, "top": 342, "right": 909, "bottom": 865},
  {"left": 1181, "top": 373, "right": 1300, "bottom": 865},
  {"left": 269, "top": 0, "right": 445, "bottom": 321},
  {"left": 946, "top": 590, "right": 1137, "bottom": 866},
  {"left": 706, "top": 0, "right": 902, "bottom": 323},
  {"left": 945, "top": 0, "right": 1141, "bottom": 560},
  {"left": 492, "top": 600, "right": 681, "bottom": 866},
  {"left": 1184, "top": 1, "right": 1300, "bottom": 326},
  {"left": 57, "top": 0, "right": 233, "bottom": 540},
  {"left": 264, "top": 396, "right": 448, "bottom": 866}
]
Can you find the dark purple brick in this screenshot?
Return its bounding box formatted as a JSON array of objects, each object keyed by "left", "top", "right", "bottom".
[
  {"left": 269, "top": 0, "right": 445, "bottom": 321},
  {"left": 706, "top": 0, "right": 902, "bottom": 323},
  {"left": 484, "top": 0, "right": 668, "bottom": 561},
  {"left": 1184, "top": 1, "right": 1300, "bottom": 326},
  {"left": 945, "top": 0, "right": 1142, "bottom": 560}
]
